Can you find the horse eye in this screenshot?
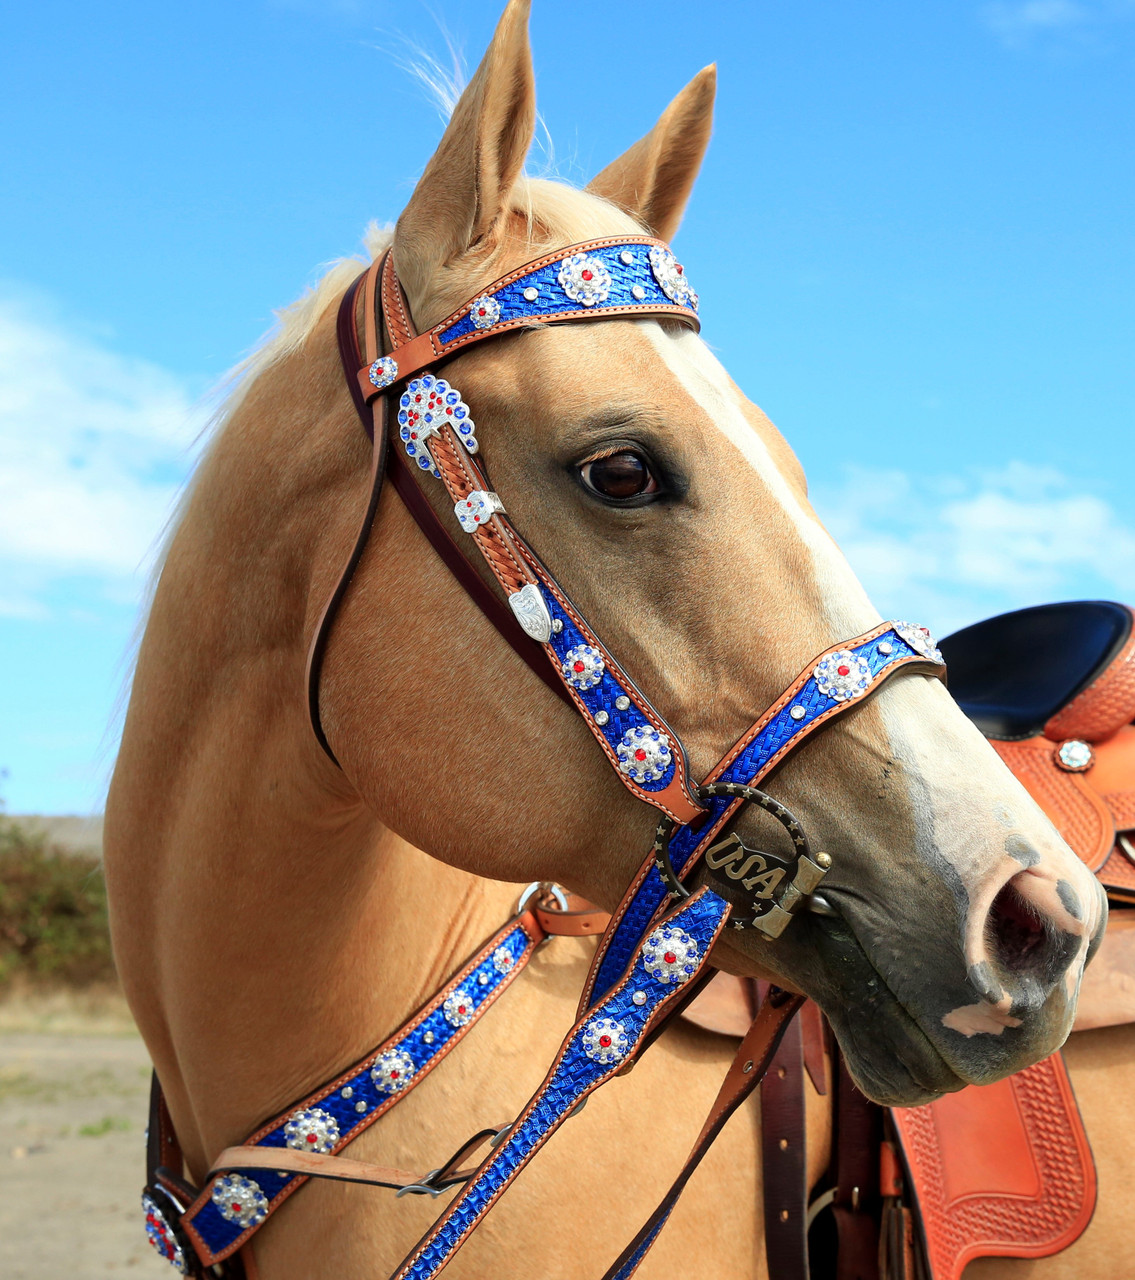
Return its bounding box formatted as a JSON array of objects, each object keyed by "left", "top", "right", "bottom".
[{"left": 579, "top": 451, "right": 660, "bottom": 501}]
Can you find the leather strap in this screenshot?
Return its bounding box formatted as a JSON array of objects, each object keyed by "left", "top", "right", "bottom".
[
  {"left": 761, "top": 1007, "right": 810, "bottom": 1280},
  {"left": 833, "top": 1049, "right": 883, "bottom": 1280},
  {"left": 602, "top": 993, "right": 806, "bottom": 1280}
]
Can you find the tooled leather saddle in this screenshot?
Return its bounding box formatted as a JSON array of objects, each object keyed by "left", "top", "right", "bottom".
[{"left": 724, "top": 599, "right": 1135, "bottom": 1280}]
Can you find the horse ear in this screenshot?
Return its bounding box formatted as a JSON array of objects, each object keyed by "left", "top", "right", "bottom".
[
  {"left": 587, "top": 66, "right": 716, "bottom": 242},
  {"left": 394, "top": 0, "right": 536, "bottom": 313}
]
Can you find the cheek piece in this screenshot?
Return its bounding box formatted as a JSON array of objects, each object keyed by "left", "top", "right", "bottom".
[{"left": 154, "top": 239, "right": 946, "bottom": 1279}]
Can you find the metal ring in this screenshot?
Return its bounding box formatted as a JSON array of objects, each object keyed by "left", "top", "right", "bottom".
[{"left": 515, "top": 881, "right": 570, "bottom": 915}]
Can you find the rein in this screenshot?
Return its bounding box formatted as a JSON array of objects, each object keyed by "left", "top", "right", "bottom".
[{"left": 144, "top": 234, "right": 948, "bottom": 1279}]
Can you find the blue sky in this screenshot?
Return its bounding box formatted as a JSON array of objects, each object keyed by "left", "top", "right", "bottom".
[{"left": 1, "top": 0, "right": 1133, "bottom": 813}]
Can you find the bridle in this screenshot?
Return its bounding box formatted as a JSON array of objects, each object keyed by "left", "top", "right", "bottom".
[{"left": 153, "top": 234, "right": 948, "bottom": 1279}]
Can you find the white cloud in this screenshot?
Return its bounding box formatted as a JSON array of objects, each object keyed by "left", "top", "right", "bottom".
[
  {"left": 0, "top": 295, "right": 205, "bottom": 613},
  {"left": 812, "top": 462, "right": 1135, "bottom": 637},
  {"left": 981, "top": 0, "right": 1135, "bottom": 47}
]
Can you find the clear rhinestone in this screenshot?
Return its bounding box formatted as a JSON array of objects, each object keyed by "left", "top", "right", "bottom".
[
  {"left": 443, "top": 988, "right": 475, "bottom": 1028},
  {"left": 878, "top": 641, "right": 893, "bottom": 656},
  {"left": 620, "top": 250, "right": 635, "bottom": 264},
  {"left": 595, "top": 710, "right": 610, "bottom": 727},
  {"left": 423, "top": 1030, "right": 435, "bottom": 1045},
  {"left": 789, "top": 705, "right": 806, "bottom": 721},
  {"left": 1056, "top": 739, "right": 1094, "bottom": 772},
  {"left": 355, "top": 1100, "right": 367, "bottom": 1113},
  {"left": 492, "top": 946, "right": 515, "bottom": 974},
  {"left": 632, "top": 990, "right": 647, "bottom": 1006},
  {"left": 561, "top": 643, "right": 605, "bottom": 691},
  {"left": 523, "top": 286, "right": 539, "bottom": 302},
  {"left": 552, "top": 618, "right": 564, "bottom": 633},
  {"left": 478, "top": 972, "right": 489, "bottom": 985},
  {"left": 557, "top": 253, "right": 612, "bottom": 307},
  {"left": 615, "top": 695, "right": 631, "bottom": 711},
  {"left": 631, "top": 284, "right": 646, "bottom": 300},
  {"left": 341, "top": 1086, "right": 353, "bottom": 1099}
]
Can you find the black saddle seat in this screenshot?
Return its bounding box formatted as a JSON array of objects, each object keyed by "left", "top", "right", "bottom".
[{"left": 940, "top": 600, "right": 1132, "bottom": 740}]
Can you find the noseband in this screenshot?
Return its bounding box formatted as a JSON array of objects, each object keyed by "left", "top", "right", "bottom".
[{"left": 164, "top": 236, "right": 948, "bottom": 1280}]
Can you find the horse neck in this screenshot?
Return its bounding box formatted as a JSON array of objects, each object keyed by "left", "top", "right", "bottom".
[{"left": 104, "top": 297, "right": 523, "bottom": 1176}]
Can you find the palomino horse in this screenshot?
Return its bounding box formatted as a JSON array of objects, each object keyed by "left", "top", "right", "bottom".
[{"left": 104, "top": 2, "right": 1106, "bottom": 1275}]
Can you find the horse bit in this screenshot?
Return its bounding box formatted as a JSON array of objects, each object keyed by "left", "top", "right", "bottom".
[{"left": 140, "top": 234, "right": 946, "bottom": 1279}]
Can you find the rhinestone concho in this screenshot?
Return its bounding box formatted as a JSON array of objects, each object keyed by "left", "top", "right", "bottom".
[
  {"left": 892, "top": 621, "right": 943, "bottom": 665},
  {"left": 443, "top": 988, "right": 475, "bottom": 1028},
  {"left": 368, "top": 355, "right": 399, "bottom": 389},
  {"left": 469, "top": 293, "right": 501, "bottom": 330},
  {"left": 814, "top": 650, "right": 872, "bottom": 703},
  {"left": 616, "top": 727, "right": 673, "bottom": 784},
  {"left": 648, "top": 245, "right": 697, "bottom": 309},
  {"left": 492, "top": 945, "right": 515, "bottom": 973},
  {"left": 142, "top": 1193, "right": 188, "bottom": 1273},
  {"left": 642, "top": 926, "right": 700, "bottom": 985},
  {"left": 1056, "top": 739, "right": 1094, "bottom": 772},
  {"left": 284, "top": 1106, "right": 340, "bottom": 1155},
  {"left": 561, "top": 643, "right": 605, "bottom": 691},
  {"left": 212, "top": 1174, "right": 268, "bottom": 1229},
  {"left": 582, "top": 1016, "right": 630, "bottom": 1065},
  {"left": 398, "top": 374, "right": 477, "bottom": 476},
  {"left": 558, "top": 253, "right": 611, "bottom": 307},
  {"left": 371, "top": 1048, "right": 416, "bottom": 1094},
  {"left": 454, "top": 490, "right": 503, "bottom": 533}
]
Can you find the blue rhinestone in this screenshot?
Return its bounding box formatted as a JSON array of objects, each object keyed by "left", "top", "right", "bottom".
[
  {"left": 397, "top": 410, "right": 408, "bottom": 424},
  {"left": 409, "top": 379, "right": 420, "bottom": 392},
  {"left": 418, "top": 456, "right": 430, "bottom": 469},
  {"left": 400, "top": 394, "right": 410, "bottom": 408},
  {"left": 459, "top": 423, "right": 470, "bottom": 433},
  {"left": 446, "top": 391, "right": 458, "bottom": 404},
  {"left": 454, "top": 406, "right": 466, "bottom": 419}
]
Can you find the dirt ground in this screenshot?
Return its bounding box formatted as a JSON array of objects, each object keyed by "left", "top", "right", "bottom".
[{"left": 0, "top": 991, "right": 158, "bottom": 1277}]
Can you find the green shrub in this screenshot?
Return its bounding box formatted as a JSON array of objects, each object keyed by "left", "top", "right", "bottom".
[{"left": 0, "top": 814, "right": 116, "bottom": 988}]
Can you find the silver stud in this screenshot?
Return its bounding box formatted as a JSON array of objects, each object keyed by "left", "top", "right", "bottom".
[
  {"left": 552, "top": 618, "right": 564, "bottom": 634},
  {"left": 631, "top": 284, "right": 646, "bottom": 300},
  {"left": 523, "top": 286, "right": 539, "bottom": 302},
  {"left": 878, "top": 641, "right": 893, "bottom": 656},
  {"left": 423, "top": 1031, "right": 435, "bottom": 1045},
  {"left": 1056, "top": 739, "right": 1094, "bottom": 772},
  {"left": 341, "top": 1086, "right": 353, "bottom": 1099},
  {"left": 615, "top": 695, "right": 631, "bottom": 711},
  {"left": 620, "top": 250, "right": 635, "bottom": 265},
  {"left": 632, "top": 990, "right": 647, "bottom": 1006},
  {"left": 478, "top": 972, "right": 489, "bottom": 985},
  {"left": 789, "top": 705, "right": 806, "bottom": 721},
  {"left": 355, "top": 1100, "right": 367, "bottom": 1113},
  {"left": 595, "top": 710, "right": 609, "bottom": 726}
]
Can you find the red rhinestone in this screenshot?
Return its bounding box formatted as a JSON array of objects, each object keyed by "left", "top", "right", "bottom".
[
  {"left": 573, "top": 661, "right": 585, "bottom": 673},
  {"left": 837, "top": 664, "right": 850, "bottom": 676},
  {"left": 306, "top": 1133, "right": 317, "bottom": 1144},
  {"left": 458, "top": 1005, "right": 466, "bottom": 1014},
  {"left": 664, "top": 951, "right": 676, "bottom": 964},
  {"left": 466, "top": 501, "right": 473, "bottom": 507},
  {"left": 599, "top": 1034, "right": 612, "bottom": 1047},
  {"left": 478, "top": 307, "right": 486, "bottom": 316},
  {"left": 676, "top": 264, "right": 684, "bottom": 273},
  {"left": 634, "top": 748, "right": 647, "bottom": 761},
  {"left": 390, "top": 1071, "right": 399, "bottom": 1079},
  {"left": 232, "top": 1203, "right": 242, "bottom": 1213},
  {"left": 581, "top": 269, "right": 593, "bottom": 281}
]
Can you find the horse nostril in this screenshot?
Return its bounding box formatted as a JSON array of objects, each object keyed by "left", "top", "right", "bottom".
[{"left": 988, "top": 882, "right": 1050, "bottom": 975}]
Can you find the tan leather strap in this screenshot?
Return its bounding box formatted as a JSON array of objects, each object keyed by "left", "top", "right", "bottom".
[{"left": 761, "top": 1001, "right": 810, "bottom": 1280}]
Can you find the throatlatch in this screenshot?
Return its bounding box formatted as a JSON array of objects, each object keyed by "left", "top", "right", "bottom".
[{"left": 146, "top": 234, "right": 946, "bottom": 1279}]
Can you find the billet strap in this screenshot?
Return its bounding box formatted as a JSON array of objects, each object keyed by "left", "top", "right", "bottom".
[
  {"left": 389, "top": 887, "right": 733, "bottom": 1280},
  {"left": 581, "top": 622, "right": 947, "bottom": 1012},
  {"left": 371, "top": 243, "right": 706, "bottom": 823},
  {"left": 603, "top": 993, "right": 806, "bottom": 1280},
  {"left": 183, "top": 909, "right": 544, "bottom": 1265},
  {"left": 760, "top": 1009, "right": 810, "bottom": 1280}
]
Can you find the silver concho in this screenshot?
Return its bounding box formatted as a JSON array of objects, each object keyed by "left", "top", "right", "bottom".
[
  {"left": 508, "top": 583, "right": 553, "bottom": 643},
  {"left": 212, "top": 1174, "right": 268, "bottom": 1229},
  {"left": 397, "top": 374, "right": 477, "bottom": 477},
  {"left": 371, "top": 1048, "right": 416, "bottom": 1094},
  {"left": 443, "top": 988, "right": 475, "bottom": 1028},
  {"left": 616, "top": 726, "right": 673, "bottom": 784},
  {"left": 581, "top": 1016, "right": 630, "bottom": 1065},
  {"left": 469, "top": 293, "right": 501, "bottom": 330},
  {"left": 892, "top": 621, "right": 944, "bottom": 665},
  {"left": 142, "top": 1192, "right": 188, "bottom": 1273},
  {"left": 454, "top": 490, "right": 504, "bottom": 533},
  {"left": 368, "top": 355, "right": 399, "bottom": 389},
  {"left": 813, "top": 650, "right": 872, "bottom": 703},
  {"left": 1056, "top": 739, "right": 1094, "bottom": 772},
  {"left": 648, "top": 245, "right": 697, "bottom": 309},
  {"left": 284, "top": 1106, "right": 340, "bottom": 1155},
  {"left": 642, "top": 926, "right": 700, "bottom": 985},
  {"left": 557, "top": 253, "right": 611, "bottom": 307},
  {"left": 561, "top": 643, "right": 605, "bottom": 691},
  {"left": 492, "top": 945, "right": 515, "bottom": 973}
]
